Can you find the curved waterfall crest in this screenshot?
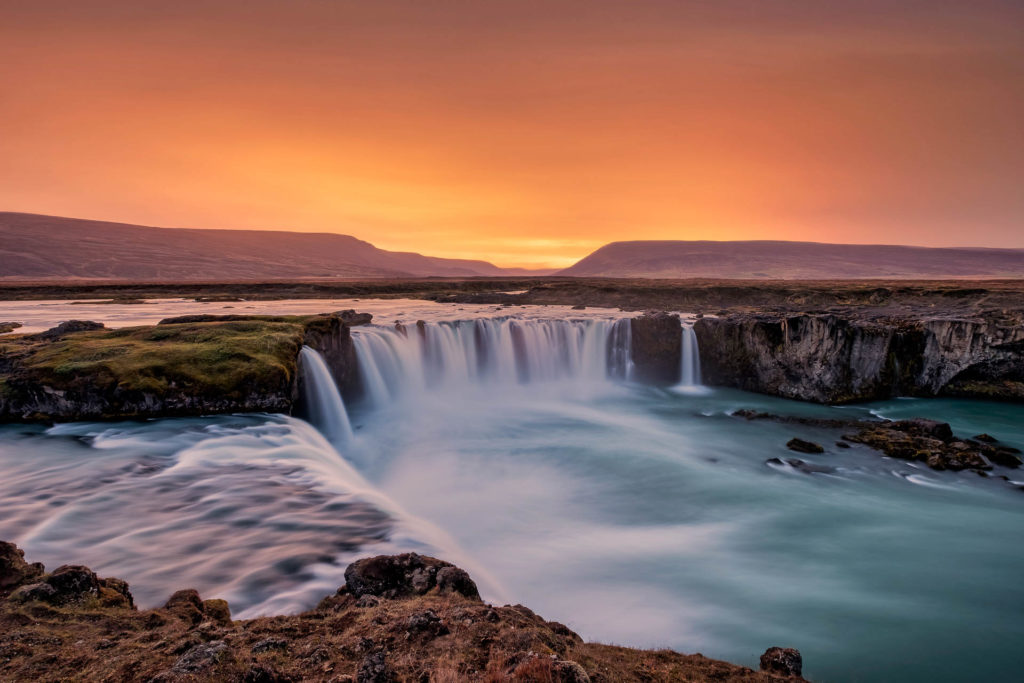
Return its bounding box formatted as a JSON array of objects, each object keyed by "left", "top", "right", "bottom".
[
  {"left": 680, "top": 324, "right": 702, "bottom": 387},
  {"left": 299, "top": 346, "right": 354, "bottom": 446},
  {"left": 351, "top": 317, "right": 634, "bottom": 409}
]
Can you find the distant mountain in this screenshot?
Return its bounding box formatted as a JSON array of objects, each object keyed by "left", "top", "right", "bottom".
[
  {"left": 0, "top": 213, "right": 551, "bottom": 280},
  {"left": 558, "top": 240, "right": 1024, "bottom": 279}
]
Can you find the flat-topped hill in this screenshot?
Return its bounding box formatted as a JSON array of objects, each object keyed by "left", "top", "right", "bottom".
[
  {"left": 558, "top": 240, "right": 1024, "bottom": 279},
  {"left": 0, "top": 212, "right": 523, "bottom": 280}
]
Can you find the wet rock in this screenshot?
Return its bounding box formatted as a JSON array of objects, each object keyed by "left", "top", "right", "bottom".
[
  {"left": 164, "top": 589, "right": 205, "bottom": 624},
  {"left": 357, "top": 651, "right": 394, "bottom": 683},
  {"left": 630, "top": 312, "right": 682, "bottom": 385},
  {"left": 172, "top": 640, "right": 230, "bottom": 674},
  {"left": 767, "top": 458, "right": 836, "bottom": 475},
  {"left": 836, "top": 441, "right": 851, "bottom": 448},
  {"left": 203, "top": 598, "right": 232, "bottom": 625},
  {"left": 393, "top": 322, "right": 407, "bottom": 337},
  {"left": 344, "top": 553, "right": 480, "bottom": 600},
  {"left": 0, "top": 541, "right": 45, "bottom": 592},
  {"left": 406, "top": 610, "right": 448, "bottom": 638},
  {"left": 894, "top": 419, "right": 953, "bottom": 441},
  {"left": 973, "top": 433, "right": 998, "bottom": 443},
  {"left": 787, "top": 438, "right": 824, "bottom": 454},
  {"left": 760, "top": 647, "right": 802, "bottom": 677},
  {"left": 571, "top": 304, "right": 586, "bottom": 310}
]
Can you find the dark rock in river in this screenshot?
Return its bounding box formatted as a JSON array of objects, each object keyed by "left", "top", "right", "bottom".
[
  {"left": 630, "top": 311, "right": 681, "bottom": 385},
  {"left": 787, "top": 438, "right": 824, "bottom": 454},
  {"left": 760, "top": 647, "right": 802, "bottom": 677},
  {"left": 344, "top": 553, "right": 481, "bottom": 600}
]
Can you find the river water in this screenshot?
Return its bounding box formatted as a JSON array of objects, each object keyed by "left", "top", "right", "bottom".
[{"left": 1, "top": 298, "right": 1022, "bottom": 682}]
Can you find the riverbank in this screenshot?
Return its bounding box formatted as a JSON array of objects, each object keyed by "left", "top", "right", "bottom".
[{"left": 0, "top": 542, "right": 804, "bottom": 682}]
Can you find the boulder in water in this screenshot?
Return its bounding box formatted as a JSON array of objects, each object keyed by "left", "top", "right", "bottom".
[{"left": 787, "top": 437, "right": 825, "bottom": 454}]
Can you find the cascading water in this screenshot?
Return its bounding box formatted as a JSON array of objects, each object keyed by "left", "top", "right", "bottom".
[
  {"left": 351, "top": 317, "right": 633, "bottom": 409},
  {"left": 299, "top": 346, "right": 354, "bottom": 446},
  {"left": 679, "top": 324, "right": 702, "bottom": 387}
]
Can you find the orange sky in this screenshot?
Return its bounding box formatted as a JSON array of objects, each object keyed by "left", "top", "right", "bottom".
[{"left": 1, "top": 1, "right": 1022, "bottom": 268}]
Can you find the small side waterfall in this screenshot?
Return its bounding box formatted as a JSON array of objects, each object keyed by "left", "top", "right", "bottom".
[
  {"left": 299, "top": 346, "right": 354, "bottom": 446},
  {"left": 679, "top": 324, "right": 702, "bottom": 387},
  {"left": 351, "top": 317, "right": 633, "bottom": 409}
]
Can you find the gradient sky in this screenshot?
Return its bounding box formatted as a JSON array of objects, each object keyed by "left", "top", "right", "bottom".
[{"left": 2, "top": 1, "right": 1022, "bottom": 268}]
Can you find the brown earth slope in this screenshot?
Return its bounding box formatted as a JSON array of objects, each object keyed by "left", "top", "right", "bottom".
[{"left": 0, "top": 542, "right": 805, "bottom": 682}]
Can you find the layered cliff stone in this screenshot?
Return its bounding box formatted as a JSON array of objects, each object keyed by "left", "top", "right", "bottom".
[
  {"left": 694, "top": 313, "right": 1024, "bottom": 403},
  {"left": 630, "top": 312, "right": 681, "bottom": 385}
]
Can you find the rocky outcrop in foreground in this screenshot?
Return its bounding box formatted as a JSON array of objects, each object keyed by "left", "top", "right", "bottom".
[
  {"left": 0, "top": 542, "right": 805, "bottom": 682},
  {"left": 695, "top": 312, "right": 1024, "bottom": 403}
]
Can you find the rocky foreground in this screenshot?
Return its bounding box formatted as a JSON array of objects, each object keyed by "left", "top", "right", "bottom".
[{"left": 0, "top": 543, "right": 805, "bottom": 682}]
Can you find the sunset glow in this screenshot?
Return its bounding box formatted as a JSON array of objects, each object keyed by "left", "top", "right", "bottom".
[{"left": 2, "top": 1, "right": 1021, "bottom": 268}]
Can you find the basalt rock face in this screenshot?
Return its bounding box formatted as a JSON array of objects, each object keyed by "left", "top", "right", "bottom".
[
  {"left": 301, "top": 313, "right": 358, "bottom": 396},
  {"left": 631, "top": 312, "right": 681, "bottom": 385},
  {"left": 695, "top": 313, "right": 1024, "bottom": 403}
]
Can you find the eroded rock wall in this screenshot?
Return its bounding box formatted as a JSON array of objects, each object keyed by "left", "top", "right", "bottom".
[{"left": 694, "top": 314, "right": 1024, "bottom": 403}]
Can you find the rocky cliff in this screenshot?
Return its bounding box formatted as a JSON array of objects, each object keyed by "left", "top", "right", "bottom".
[
  {"left": 0, "top": 314, "right": 359, "bottom": 422},
  {"left": 694, "top": 313, "right": 1024, "bottom": 403},
  {"left": 630, "top": 312, "right": 682, "bottom": 385}
]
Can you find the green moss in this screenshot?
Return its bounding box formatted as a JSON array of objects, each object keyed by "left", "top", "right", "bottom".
[{"left": 0, "top": 316, "right": 317, "bottom": 401}]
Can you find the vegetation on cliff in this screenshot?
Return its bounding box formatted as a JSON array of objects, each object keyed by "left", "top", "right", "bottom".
[
  {"left": 0, "top": 315, "right": 352, "bottom": 421},
  {"left": 0, "top": 542, "right": 804, "bottom": 682}
]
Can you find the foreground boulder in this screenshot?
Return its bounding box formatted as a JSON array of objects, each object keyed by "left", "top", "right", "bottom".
[
  {"left": 760, "top": 647, "right": 802, "bottom": 677},
  {"left": 343, "top": 552, "right": 480, "bottom": 600}
]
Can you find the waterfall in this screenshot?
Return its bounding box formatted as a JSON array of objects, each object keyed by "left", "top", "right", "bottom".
[
  {"left": 351, "top": 317, "right": 632, "bottom": 409},
  {"left": 679, "top": 324, "right": 702, "bottom": 387},
  {"left": 299, "top": 346, "right": 354, "bottom": 446}
]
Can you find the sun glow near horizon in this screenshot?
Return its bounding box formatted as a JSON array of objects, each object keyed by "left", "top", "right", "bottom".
[{"left": 1, "top": 1, "right": 1022, "bottom": 268}]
